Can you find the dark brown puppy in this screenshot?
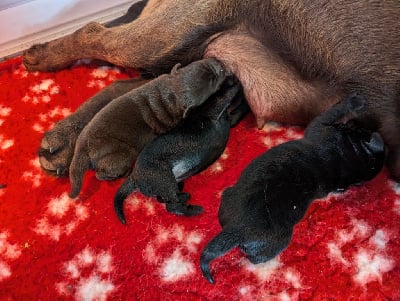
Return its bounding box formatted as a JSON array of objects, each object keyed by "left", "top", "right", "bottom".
[
  {"left": 23, "top": 0, "right": 400, "bottom": 179},
  {"left": 200, "top": 93, "right": 386, "bottom": 284},
  {"left": 69, "top": 58, "right": 227, "bottom": 198},
  {"left": 38, "top": 77, "right": 150, "bottom": 177},
  {"left": 114, "top": 80, "right": 246, "bottom": 221}
]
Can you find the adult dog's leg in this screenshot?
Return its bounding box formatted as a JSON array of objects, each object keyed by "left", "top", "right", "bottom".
[
  {"left": 38, "top": 78, "right": 150, "bottom": 176},
  {"left": 23, "top": 0, "right": 227, "bottom": 73}
]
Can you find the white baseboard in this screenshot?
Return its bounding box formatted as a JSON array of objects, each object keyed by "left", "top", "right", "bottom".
[{"left": 0, "top": 0, "right": 137, "bottom": 60}]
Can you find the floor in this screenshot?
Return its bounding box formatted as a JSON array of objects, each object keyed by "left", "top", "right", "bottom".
[{"left": 0, "top": 0, "right": 34, "bottom": 11}]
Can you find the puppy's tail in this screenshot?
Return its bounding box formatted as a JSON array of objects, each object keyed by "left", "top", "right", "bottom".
[
  {"left": 114, "top": 177, "right": 136, "bottom": 224},
  {"left": 200, "top": 228, "right": 241, "bottom": 284},
  {"left": 69, "top": 148, "right": 91, "bottom": 199}
]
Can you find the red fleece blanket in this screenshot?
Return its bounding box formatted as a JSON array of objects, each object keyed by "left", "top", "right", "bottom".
[{"left": 0, "top": 57, "right": 399, "bottom": 300}]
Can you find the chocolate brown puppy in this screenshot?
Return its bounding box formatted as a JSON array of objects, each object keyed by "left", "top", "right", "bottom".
[
  {"left": 114, "top": 79, "right": 246, "bottom": 221},
  {"left": 69, "top": 58, "right": 227, "bottom": 198},
  {"left": 38, "top": 77, "right": 150, "bottom": 177},
  {"left": 200, "top": 93, "right": 386, "bottom": 284},
  {"left": 23, "top": 0, "right": 400, "bottom": 179}
]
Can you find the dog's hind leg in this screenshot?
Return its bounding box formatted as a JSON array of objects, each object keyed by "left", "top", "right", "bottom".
[
  {"left": 135, "top": 159, "right": 203, "bottom": 216},
  {"left": 23, "top": 0, "right": 226, "bottom": 73},
  {"left": 94, "top": 148, "right": 138, "bottom": 181},
  {"left": 166, "top": 194, "right": 203, "bottom": 216},
  {"left": 38, "top": 78, "right": 150, "bottom": 177},
  {"left": 69, "top": 143, "right": 91, "bottom": 198},
  {"left": 114, "top": 177, "right": 136, "bottom": 224}
]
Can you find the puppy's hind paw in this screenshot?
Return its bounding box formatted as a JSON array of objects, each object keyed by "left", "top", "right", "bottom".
[
  {"left": 38, "top": 121, "right": 81, "bottom": 177},
  {"left": 166, "top": 203, "right": 203, "bottom": 216}
]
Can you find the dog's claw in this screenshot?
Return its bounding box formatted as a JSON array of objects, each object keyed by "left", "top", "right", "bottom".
[{"left": 56, "top": 168, "right": 63, "bottom": 176}]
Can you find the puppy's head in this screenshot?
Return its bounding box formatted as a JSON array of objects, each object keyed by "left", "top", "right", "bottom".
[
  {"left": 341, "top": 125, "right": 386, "bottom": 183},
  {"left": 176, "top": 58, "right": 227, "bottom": 111}
]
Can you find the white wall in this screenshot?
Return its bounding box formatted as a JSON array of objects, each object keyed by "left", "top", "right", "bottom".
[{"left": 0, "top": 0, "right": 136, "bottom": 59}]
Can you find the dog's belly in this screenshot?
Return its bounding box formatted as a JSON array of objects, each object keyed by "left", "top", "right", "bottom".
[{"left": 205, "top": 31, "right": 340, "bottom": 127}]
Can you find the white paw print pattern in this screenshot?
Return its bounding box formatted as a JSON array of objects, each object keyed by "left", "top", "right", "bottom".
[
  {"left": 144, "top": 224, "right": 203, "bottom": 282},
  {"left": 87, "top": 66, "right": 121, "bottom": 89},
  {"left": 0, "top": 105, "right": 14, "bottom": 151},
  {"left": 0, "top": 105, "right": 11, "bottom": 127},
  {"left": 209, "top": 148, "right": 230, "bottom": 173},
  {"left": 389, "top": 180, "right": 400, "bottom": 215},
  {"left": 33, "top": 193, "right": 89, "bottom": 241},
  {"left": 33, "top": 106, "right": 72, "bottom": 133},
  {"left": 12, "top": 63, "right": 32, "bottom": 78},
  {"left": 239, "top": 257, "right": 304, "bottom": 300},
  {"left": 124, "top": 194, "right": 157, "bottom": 216},
  {"left": 0, "top": 134, "right": 14, "bottom": 151},
  {"left": 0, "top": 231, "right": 22, "bottom": 282},
  {"left": 56, "top": 247, "right": 115, "bottom": 301},
  {"left": 22, "top": 158, "right": 46, "bottom": 188},
  {"left": 22, "top": 79, "right": 60, "bottom": 104},
  {"left": 327, "top": 218, "right": 395, "bottom": 286},
  {"left": 262, "top": 122, "right": 303, "bottom": 148}
]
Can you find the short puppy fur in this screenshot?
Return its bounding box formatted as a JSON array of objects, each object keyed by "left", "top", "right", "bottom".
[
  {"left": 200, "top": 93, "right": 386, "bottom": 284},
  {"left": 69, "top": 58, "right": 227, "bottom": 198},
  {"left": 38, "top": 77, "right": 151, "bottom": 177},
  {"left": 114, "top": 79, "right": 247, "bottom": 221}
]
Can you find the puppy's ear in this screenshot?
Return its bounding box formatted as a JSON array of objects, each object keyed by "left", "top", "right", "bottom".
[{"left": 171, "top": 63, "right": 182, "bottom": 75}]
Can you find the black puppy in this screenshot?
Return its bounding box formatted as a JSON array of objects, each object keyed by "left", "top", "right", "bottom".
[
  {"left": 200, "top": 93, "right": 386, "bottom": 284},
  {"left": 114, "top": 80, "right": 247, "bottom": 221}
]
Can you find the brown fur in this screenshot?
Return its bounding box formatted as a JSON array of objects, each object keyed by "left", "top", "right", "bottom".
[
  {"left": 38, "top": 78, "right": 150, "bottom": 176},
  {"left": 24, "top": 0, "right": 400, "bottom": 179},
  {"left": 68, "top": 58, "right": 228, "bottom": 198}
]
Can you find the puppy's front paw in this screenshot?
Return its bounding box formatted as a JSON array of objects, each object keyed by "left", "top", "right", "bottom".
[{"left": 38, "top": 121, "right": 82, "bottom": 176}]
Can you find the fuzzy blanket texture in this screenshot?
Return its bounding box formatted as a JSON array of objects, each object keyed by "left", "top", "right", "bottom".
[{"left": 0, "top": 57, "right": 399, "bottom": 301}]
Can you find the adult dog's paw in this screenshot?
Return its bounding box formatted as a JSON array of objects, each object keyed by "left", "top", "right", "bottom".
[
  {"left": 23, "top": 42, "right": 73, "bottom": 72},
  {"left": 38, "top": 120, "right": 82, "bottom": 177}
]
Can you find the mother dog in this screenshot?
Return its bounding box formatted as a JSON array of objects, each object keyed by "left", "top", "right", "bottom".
[{"left": 23, "top": 0, "right": 400, "bottom": 179}]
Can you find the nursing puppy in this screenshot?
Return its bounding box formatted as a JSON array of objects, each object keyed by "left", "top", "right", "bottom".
[
  {"left": 200, "top": 93, "right": 386, "bottom": 284},
  {"left": 69, "top": 58, "right": 227, "bottom": 198},
  {"left": 114, "top": 80, "right": 246, "bottom": 221}
]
